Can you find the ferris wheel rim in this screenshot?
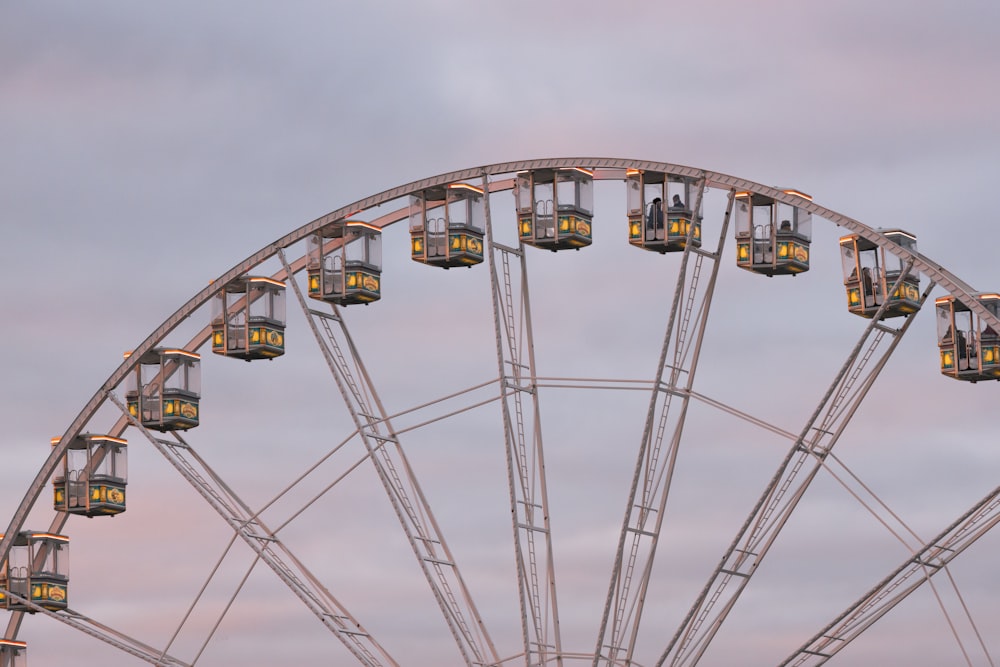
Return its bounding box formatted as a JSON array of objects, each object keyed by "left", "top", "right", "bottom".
[
  {"left": 35, "top": 156, "right": 1000, "bottom": 439},
  {"left": 3, "top": 156, "right": 996, "bottom": 665}
]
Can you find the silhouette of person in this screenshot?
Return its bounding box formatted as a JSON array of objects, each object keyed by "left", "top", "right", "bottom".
[{"left": 647, "top": 197, "right": 663, "bottom": 230}]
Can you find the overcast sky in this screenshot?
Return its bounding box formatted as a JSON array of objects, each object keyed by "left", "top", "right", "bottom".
[{"left": 3, "top": 2, "right": 1000, "bottom": 666}]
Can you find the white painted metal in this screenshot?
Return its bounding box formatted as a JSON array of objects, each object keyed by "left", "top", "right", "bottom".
[
  {"left": 658, "top": 267, "right": 933, "bottom": 667},
  {"left": 108, "top": 393, "right": 396, "bottom": 667},
  {"left": 781, "top": 484, "right": 1000, "bottom": 666},
  {"left": 483, "top": 174, "right": 563, "bottom": 667},
  {"left": 594, "top": 181, "right": 727, "bottom": 667},
  {"left": 280, "top": 250, "right": 499, "bottom": 667}
]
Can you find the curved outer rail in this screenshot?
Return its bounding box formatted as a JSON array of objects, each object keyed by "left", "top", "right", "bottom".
[{"left": 4, "top": 157, "right": 995, "bottom": 658}]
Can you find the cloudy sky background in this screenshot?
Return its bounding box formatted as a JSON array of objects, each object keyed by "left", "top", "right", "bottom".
[{"left": 3, "top": 1, "right": 1000, "bottom": 665}]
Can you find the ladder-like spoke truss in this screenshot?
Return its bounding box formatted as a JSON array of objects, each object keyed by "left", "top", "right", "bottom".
[
  {"left": 0, "top": 590, "right": 189, "bottom": 666},
  {"left": 483, "top": 175, "right": 563, "bottom": 667},
  {"left": 595, "top": 182, "right": 727, "bottom": 667},
  {"left": 108, "top": 393, "right": 395, "bottom": 667},
  {"left": 781, "top": 484, "right": 1000, "bottom": 666},
  {"left": 658, "top": 267, "right": 933, "bottom": 667},
  {"left": 281, "top": 251, "right": 499, "bottom": 667}
]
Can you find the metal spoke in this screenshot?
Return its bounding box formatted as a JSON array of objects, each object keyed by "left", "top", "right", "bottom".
[
  {"left": 594, "top": 181, "right": 728, "bottom": 667},
  {"left": 781, "top": 484, "right": 1000, "bottom": 666},
  {"left": 483, "top": 173, "right": 563, "bottom": 667},
  {"left": 657, "top": 267, "right": 932, "bottom": 667},
  {"left": 0, "top": 591, "right": 189, "bottom": 666},
  {"left": 108, "top": 393, "right": 395, "bottom": 667},
  {"left": 280, "top": 249, "right": 499, "bottom": 667}
]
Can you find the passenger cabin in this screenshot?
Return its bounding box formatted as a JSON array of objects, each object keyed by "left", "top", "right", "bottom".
[
  {"left": 410, "top": 183, "right": 485, "bottom": 268},
  {"left": 0, "top": 532, "right": 69, "bottom": 612},
  {"left": 307, "top": 221, "right": 382, "bottom": 305},
  {"left": 211, "top": 276, "right": 286, "bottom": 360},
  {"left": 125, "top": 348, "right": 201, "bottom": 432},
  {"left": 516, "top": 168, "right": 594, "bottom": 251},
  {"left": 626, "top": 169, "right": 702, "bottom": 253},
  {"left": 735, "top": 190, "right": 812, "bottom": 276},
  {"left": 53, "top": 435, "right": 127, "bottom": 517},
  {"left": 0, "top": 639, "right": 26, "bottom": 667},
  {"left": 625, "top": 169, "right": 701, "bottom": 253},
  {"left": 936, "top": 293, "right": 1000, "bottom": 382},
  {"left": 840, "top": 230, "right": 921, "bottom": 319}
]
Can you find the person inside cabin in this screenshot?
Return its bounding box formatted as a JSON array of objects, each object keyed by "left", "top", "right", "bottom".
[
  {"left": 956, "top": 329, "right": 970, "bottom": 369},
  {"left": 779, "top": 219, "right": 792, "bottom": 232},
  {"left": 670, "top": 194, "right": 684, "bottom": 209},
  {"left": 860, "top": 267, "right": 883, "bottom": 305},
  {"left": 647, "top": 197, "right": 664, "bottom": 233}
]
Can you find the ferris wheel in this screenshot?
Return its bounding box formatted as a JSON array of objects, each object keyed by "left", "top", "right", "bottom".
[{"left": 2, "top": 158, "right": 999, "bottom": 666}]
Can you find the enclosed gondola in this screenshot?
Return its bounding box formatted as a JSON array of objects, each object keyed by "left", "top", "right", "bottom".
[
  {"left": 0, "top": 532, "right": 69, "bottom": 613},
  {"left": 52, "top": 435, "right": 127, "bottom": 517},
  {"left": 516, "top": 168, "right": 594, "bottom": 251},
  {"left": 840, "top": 230, "right": 921, "bottom": 319},
  {"left": 307, "top": 220, "right": 382, "bottom": 305},
  {"left": 125, "top": 348, "right": 201, "bottom": 432},
  {"left": 735, "top": 189, "right": 812, "bottom": 276},
  {"left": 410, "top": 183, "right": 485, "bottom": 268},
  {"left": 626, "top": 169, "right": 701, "bottom": 253},
  {"left": 936, "top": 293, "right": 1000, "bottom": 382},
  {"left": 211, "top": 276, "right": 286, "bottom": 360}
]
